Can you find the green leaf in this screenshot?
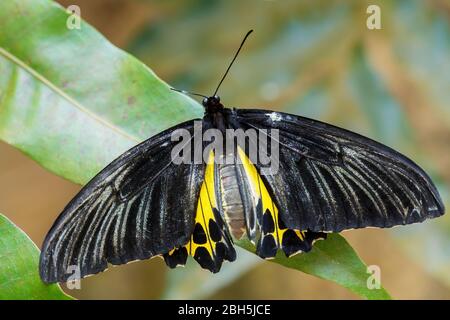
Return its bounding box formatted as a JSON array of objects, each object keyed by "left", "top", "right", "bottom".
[
  {"left": 0, "top": 0, "right": 203, "bottom": 185},
  {"left": 0, "top": 213, "right": 71, "bottom": 299},
  {"left": 237, "top": 235, "right": 391, "bottom": 300},
  {"left": 0, "top": 0, "right": 390, "bottom": 299}
]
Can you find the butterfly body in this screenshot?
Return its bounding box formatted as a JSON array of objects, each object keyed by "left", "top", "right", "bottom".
[{"left": 215, "top": 158, "right": 244, "bottom": 238}]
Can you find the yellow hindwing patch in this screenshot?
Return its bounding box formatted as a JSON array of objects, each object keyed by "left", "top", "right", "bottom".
[
  {"left": 187, "top": 150, "right": 218, "bottom": 257},
  {"left": 237, "top": 147, "right": 306, "bottom": 258},
  {"left": 165, "top": 150, "right": 235, "bottom": 272}
]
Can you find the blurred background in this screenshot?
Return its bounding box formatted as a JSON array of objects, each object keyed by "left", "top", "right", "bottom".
[{"left": 1, "top": 0, "right": 450, "bottom": 299}]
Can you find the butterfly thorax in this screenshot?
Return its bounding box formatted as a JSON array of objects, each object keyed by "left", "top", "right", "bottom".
[
  {"left": 203, "top": 95, "right": 225, "bottom": 113},
  {"left": 203, "top": 95, "right": 228, "bottom": 134}
]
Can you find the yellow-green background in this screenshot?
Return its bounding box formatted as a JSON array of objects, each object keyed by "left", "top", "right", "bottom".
[{"left": 1, "top": 0, "right": 449, "bottom": 299}]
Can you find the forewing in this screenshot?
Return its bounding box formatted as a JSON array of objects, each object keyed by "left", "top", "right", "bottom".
[
  {"left": 229, "top": 109, "right": 444, "bottom": 232},
  {"left": 39, "top": 120, "right": 203, "bottom": 283}
]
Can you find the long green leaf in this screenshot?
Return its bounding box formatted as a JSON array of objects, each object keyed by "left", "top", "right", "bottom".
[
  {"left": 0, "top": 0, "right": 390, "bottom": 299},
  {"left": 237, "top": 235, "right": 391, "bottom": 300},
  {"left": 0, "top": 214, "right": 71, "bottom": 299}
]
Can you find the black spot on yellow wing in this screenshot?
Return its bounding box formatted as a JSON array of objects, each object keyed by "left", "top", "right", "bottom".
[
  {"left": 193, "top": 247, "right": 215, "bottom": 271},
  {"left": 282, "top": 229, "right": 303, "bottom": 257},
  {"left": 260, "top": 234, "right": 277, "bottom": 258},
  {"left": 164, "top": 151, "right": 236, "bottom": 272},
  {"left": 208, "top": 220, "right": 222, "bottom": 242},
  {"left": 215, "top": 242, "right": 229, "bottom": 260},
  {"left": 278, "top": 225, "right": 327, "bottom": 257},
  {"left": 193, "top": 223, "right": 207, "bottom": 244},
  {"left": 262, "top": 210, "right": 275, "bottom": 234},
  {"left": 237, "top": 147, "right": 326, "bottom": 258},
  {"left": 163, "top": 247, "right": 188, "bottom": 268}
]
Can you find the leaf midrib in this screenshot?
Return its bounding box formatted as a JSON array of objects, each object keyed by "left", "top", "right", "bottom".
[{"left": 0, "top": 46, "right": 140, "bottom": 143}]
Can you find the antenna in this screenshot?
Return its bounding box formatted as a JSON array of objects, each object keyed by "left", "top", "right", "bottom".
[
  {"left": 170, "top": 88, "right": 208, "bottom": 99},
  {"left": 213, "top": 29, "right": 253, "bottom": 96}
]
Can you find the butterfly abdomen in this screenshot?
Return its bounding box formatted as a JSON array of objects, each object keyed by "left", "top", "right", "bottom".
[{"left": 218, "top": 163, "right": 247, "bottom": 239}]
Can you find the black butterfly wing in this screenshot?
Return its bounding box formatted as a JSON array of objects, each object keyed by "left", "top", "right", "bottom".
[
  {"left": 39, "top": 119, "right": 204, "bottom": 283},
  {"left": 228, "top": 108, "right": 444, "bottom": 233}
]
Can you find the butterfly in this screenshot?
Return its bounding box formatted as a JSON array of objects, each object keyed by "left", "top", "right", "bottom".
[{"left": 39, "top": 30, "right": 445, "bottom": 283}]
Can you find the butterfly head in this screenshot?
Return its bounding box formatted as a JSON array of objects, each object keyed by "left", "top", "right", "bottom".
[{"left": 202, "top": 95, "right": 224, "bottom": 113}]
